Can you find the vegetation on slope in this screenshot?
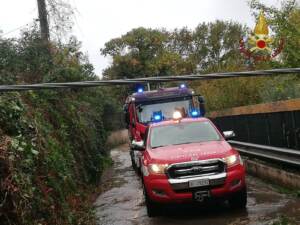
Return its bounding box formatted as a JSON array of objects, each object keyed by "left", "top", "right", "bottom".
[{"left": 0, "top": 29, "right": 122, "bottom": 225}]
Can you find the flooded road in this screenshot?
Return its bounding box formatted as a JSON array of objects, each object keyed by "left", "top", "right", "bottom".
[{"left": 94, "top": 144, "right": 300, "bottom": 225}]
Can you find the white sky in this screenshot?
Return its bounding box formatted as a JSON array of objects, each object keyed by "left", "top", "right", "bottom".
[{"left": 0, "top": 0, "right": 285, "bottom": 76}]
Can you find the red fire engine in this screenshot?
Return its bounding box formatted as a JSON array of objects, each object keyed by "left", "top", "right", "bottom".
[{"left": 123, "top": 84, "right": 205, "bottom": 170}]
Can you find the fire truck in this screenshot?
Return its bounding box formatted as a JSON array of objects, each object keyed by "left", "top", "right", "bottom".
[{"left": 123, "top": 84, "right": 205, "bottom": 170}]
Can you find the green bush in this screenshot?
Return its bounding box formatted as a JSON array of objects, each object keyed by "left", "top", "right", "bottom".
[{"left": 0, "top": 30, "right": 120, "bottom": 225}]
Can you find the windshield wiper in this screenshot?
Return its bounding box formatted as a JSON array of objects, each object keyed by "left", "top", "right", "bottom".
[
  {"left": 152, "top": 145, "right": 170, "bottom": 149},
  {"left": 173, "top": 142, "right": 194, "bottom": 146},
  {"left": 152, "top": 142, "right": 193, "bottom": 148}
]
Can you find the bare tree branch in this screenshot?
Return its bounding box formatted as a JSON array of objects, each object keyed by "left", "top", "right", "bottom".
[{"left": 46, "top": 0, "right": 75, "bottom": 40}]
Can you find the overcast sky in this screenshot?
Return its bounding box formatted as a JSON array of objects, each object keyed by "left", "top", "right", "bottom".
[{"left": 0, "top": 0, "right": 287, "bottom": 76}]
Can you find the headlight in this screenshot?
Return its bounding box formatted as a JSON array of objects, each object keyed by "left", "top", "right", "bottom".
[
  {"left": 148, "top": 164, "right": 168, "bottom": 174},
  {"left": 224, "top": 154, "right": 240, "bottom": 167},
  {"left": 173, "top": 111, "right": 182, "bottom": 120}
]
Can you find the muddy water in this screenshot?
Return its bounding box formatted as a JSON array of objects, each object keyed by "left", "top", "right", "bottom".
[{"left": 94, "top": 145, "right": 300, "bottom": 225}]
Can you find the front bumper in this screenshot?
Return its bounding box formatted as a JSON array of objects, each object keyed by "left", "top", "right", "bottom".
[
  {"left": 169, "top": 172, "right": 227, "bottom": 191},
  {"left": 143, "top": 165, "right": 246, "bottom": 203}
]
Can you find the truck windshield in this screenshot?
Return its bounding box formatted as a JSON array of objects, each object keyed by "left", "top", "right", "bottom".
[
  {"left": 150, "top": 121, "right": 221, "bottom": 148},
  {"left": 136, "top": 99, "right": 192, "bottom": 123}
]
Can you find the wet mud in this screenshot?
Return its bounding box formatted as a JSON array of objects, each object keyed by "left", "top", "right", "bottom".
[{"left": 95, "top": 144, "right": 300, "bottom": 225}]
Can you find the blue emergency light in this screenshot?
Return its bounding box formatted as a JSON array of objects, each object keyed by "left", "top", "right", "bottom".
[
  {"left": 179, "top": 83, "right": 187, "bottom": 89},
  {"left": 152, "top": 111, "right": 163, "bottom": 122},
  {"left": 191, "top": 109, "right": 200, "bottom": 118},
  {"left": 137, "top": 87, "right": 144, "bottom": 93},
  {"left": 154, "top": 114, "right": 161, "bottom": 121}
]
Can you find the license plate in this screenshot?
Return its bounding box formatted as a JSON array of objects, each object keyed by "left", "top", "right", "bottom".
[
  {"left": 189, "top": 179, "right": 209, "bottom": 188},
  {"left": 193, "top": 190, "right": 210, "bottom": 202}
]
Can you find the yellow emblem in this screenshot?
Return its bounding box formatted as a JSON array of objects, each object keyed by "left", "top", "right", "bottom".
[{"left": 248, "top": 11, "right": 273, "bottom": 53}]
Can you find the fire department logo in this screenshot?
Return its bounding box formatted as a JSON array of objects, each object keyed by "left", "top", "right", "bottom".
[
  {"left": 240, "top": 11, "right": 284, "bottom": 61},
  {"left": 192, "top": 166, "right": 203, "bottom": 173}
]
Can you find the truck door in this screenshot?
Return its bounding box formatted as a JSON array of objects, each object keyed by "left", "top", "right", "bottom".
[{"left": 129, "top": 102, "right": 141, "bottom": 141}]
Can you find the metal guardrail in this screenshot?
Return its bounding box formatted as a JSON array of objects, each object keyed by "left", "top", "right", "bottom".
[{"left": 228, "top": 140, "right": 300, "bottom": 167}]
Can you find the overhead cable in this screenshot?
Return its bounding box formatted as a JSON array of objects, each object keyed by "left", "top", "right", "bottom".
[{"left": 0, "top": 68, "right": 299, "bottom": 92}]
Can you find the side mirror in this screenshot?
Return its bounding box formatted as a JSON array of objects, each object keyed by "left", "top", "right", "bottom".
[
  {"left": 131, "top": 140, "right": 145, "bottom": 151},
  {"left": 123, "top": 104, "right": 128, "bottom": 113},
  {"left": 198, "top": 96, "right": 205, "bottom": 104},
  {"left": 223, "top": 131, "right": 236, "bottom": 140}
]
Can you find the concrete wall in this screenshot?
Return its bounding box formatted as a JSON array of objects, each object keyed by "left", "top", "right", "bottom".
[{"left": 245, "top": 159, "right": 300, "bottom": 190}]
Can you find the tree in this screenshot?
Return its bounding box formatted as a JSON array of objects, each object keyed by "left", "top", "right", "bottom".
[
  {"left": 166, "top": 21, "right": 247, "bottom": 73},
  {"left": 36, "top": 0, "right": 74, "bottom": 41},
  {"left": 101, "top": 27, "right": 195, "bottom": 80},
  {"left": 101, "top": 27, "right": 194, "bottom": 101},
  {"left": 37, "top": 0, "right": 50, "bottom": 41},
  {"left": 47, "top": 0, "right": 74, "bottom": 40},
  {"left": 101, "top": 21, "right": 247, "bottom": 80}
]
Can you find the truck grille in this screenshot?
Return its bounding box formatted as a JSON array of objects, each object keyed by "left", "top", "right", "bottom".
[{"left": 167, "top": 159, "right": 225, "bottom": 179}]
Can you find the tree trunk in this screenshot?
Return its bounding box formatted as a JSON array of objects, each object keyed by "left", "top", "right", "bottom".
[{"left": 37, "top": 0, "right": 50, "bottom": 41}]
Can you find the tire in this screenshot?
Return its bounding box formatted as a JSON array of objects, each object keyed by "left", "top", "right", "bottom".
[
  {"left": 130, "top": 150, "right": 137, "bottom": 171},
  {"left": 143, "top": 183, "right": 160, "bottom": 217},
  {"left": 228, "top": 187, "right": 247, "bottom": 209}
]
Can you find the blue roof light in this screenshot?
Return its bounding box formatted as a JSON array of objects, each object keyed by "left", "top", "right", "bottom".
[
  {"left": 152, "top": 111, "right": 163, "bottom": 122},
  {"left": 179, "top": 83, "right": 187, "bottom": 89},
  {"left": 191, "top": 109, "right": 200, "bottom": 118},
  {"left": 137, "top": 88, "right": 144, "bottom": 93},
  {"left": 154, "top": 114, "right": 161, "bottom": 121}
]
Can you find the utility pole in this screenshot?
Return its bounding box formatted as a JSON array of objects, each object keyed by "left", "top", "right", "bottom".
[{"left": 37, "top": 0, "right": 50, "bottom": 41}]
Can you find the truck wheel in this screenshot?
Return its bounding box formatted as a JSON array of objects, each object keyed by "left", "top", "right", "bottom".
[
  {"left": 229, "top": 187, "right": 247, "bottom": 209},
  {"left": 130, "top": 150, "right": 137, "bottom": 171},
  {"left": 143, "top": 183, "right": 159, "bottom": 217}
]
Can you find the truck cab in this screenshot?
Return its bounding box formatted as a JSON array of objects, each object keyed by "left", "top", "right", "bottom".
[
  {"left": 123, "top": 85, "right": 205, "bottom": 170},
  {"left": 132, "top": 114, "right": 247, "bottom": 217}
]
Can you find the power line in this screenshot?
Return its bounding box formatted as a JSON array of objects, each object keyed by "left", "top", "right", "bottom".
[
  {"left": 1, "top": 22, "right": 34, "bottom": 37},
  {"left": 0, "top": 68, "right": 299, "bottom": 92}
]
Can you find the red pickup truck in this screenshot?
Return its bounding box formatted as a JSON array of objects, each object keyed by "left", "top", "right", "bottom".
[{"left": 132, "top": 115, "right": 247, "bottom": 217}]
